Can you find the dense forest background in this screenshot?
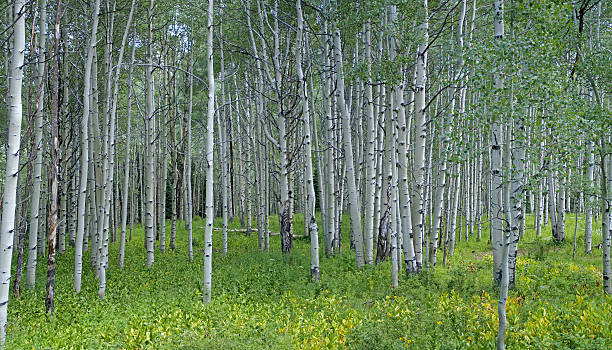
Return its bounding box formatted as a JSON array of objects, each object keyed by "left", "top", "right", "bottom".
[{"left": 0, "top": 0, "right": 610, "bottom": 348}]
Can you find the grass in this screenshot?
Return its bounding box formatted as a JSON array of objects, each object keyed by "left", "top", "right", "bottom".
[{"left": 7, "top": 212, "right": 612, "bottom": 349}]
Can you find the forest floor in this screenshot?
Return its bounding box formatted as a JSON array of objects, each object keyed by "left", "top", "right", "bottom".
[{"left": 8, "top": 214, "right": 612, "bottom": 349}]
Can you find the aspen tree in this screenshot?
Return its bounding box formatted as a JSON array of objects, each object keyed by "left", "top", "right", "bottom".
[
  {"left": 47, "top": 0, "right": 64, "bottom": 316},
  {"left": 373, "top": 85, "right": 385, "bottom": 251},
  {"left": 159, "top": 53, "right": 168, "bottom": 254},
  {"left": 98, "top": 0, "right": 135, "bottom": 297},
  {"left": 390, "top": 139, "right": 399, "bottom": 288},
  {"left": 493, "top": 1, "right": 511, "bottom": 349},
  {"left": 170, "top": 61, "right": 181, "bottom": 251},
  {"left": 186, "top": 38, "right": 194, "bottom": 262},
  {"left": 145, "top": 0, "right": 156, "bottom": 267},
  {"left": 217, "top": 98, "right": 229, "bottom": 257},
  {"left": 311, "top": 75, "right": 327, "bottom": 258},
  {"left": 507, "top": 113, "right": 525, "bottom": 288},
  {"left": 26, "top": 0, "right": 48, "bottom": 289},
  {"left": 602, "top": 151, "right": 612, "bottom": 294},
  {"left": 296, "top": 0, "right": 319, "bottom": 280},
  {"left": 585, "top": 141, "right": 594, "bottom": 253},
  {"left": 0, "top": 0, "right": 25, "bottom": 343},
  {"left": 233, "top": 69, "right": 245, "bottom": 229},
  {"left": 491, "top": 88, "right": 504, "bottom": 283},
  {"left": 388, "top": 3, "right": 416, "bottom": 274},
  {"left": 266, "top": 0, "right": 293, "bottom": 254},
  {"left": 203, "top": 0, "right": 215, "bottom": 303},
  {"left": 411, "top": 0, "right": 429, "bottom": 271},
  {"left": 547, "top": 156, "right": 558, "bottom": 239},
  {"left": 120, "top": 32, "right": 137, "bottom": 268},
  {"left": 535, "top": 142, "right": 544, "bottom": 238},
  {"left": 333, "top": 26, "right": 365, "bottom": 268},
  {"left": 555, "top": 170, "right": 566, "bottom": 242},
  {"left": 497, "top": 123, "right": 512, "bottom": 350},
  {"left": 74, "top": 0, "right": 102, "bottom": 292},
  {"left": 218, "top": 32, "right": 229, "bottom": 258},
  {"left": 430, "top": 0, "right": 467, "bottom": 268},
  {"left": 321, "top": 21, "right": 336, "bottom": 257},
  {"left": 12, "top": 130, "right": 33, "bottom": 298}
]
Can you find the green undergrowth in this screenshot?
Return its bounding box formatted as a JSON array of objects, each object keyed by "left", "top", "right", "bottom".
[{"left": 7, "top": 213, "right": 611, "bottom": 349}]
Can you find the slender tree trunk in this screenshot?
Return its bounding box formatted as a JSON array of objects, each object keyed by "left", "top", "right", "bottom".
[
  {"left": 74, "top": 0, "right": 101, "bottom": 292},
  {"left": 98, "top": 0, "right": 134, "bottom": 298},
  {"left": 203, "top": 0, "right": 215, "bottom": 303},
  {"left": 390, "top": 140, "right": 399, "bottom": 288},
  {"left": 555, "top": 171, "right": 566, "bottom": 242},
  {"left": 548, "top": 160, "right": 557, "bottom": 237},
  {"left": 508, "top": 116, "right": 524, "bottom": 288},
  {"left": 144, "top": 0, "right": 156, "bottom": 267},
  {"left": 321, "top": 23, "right": 336, "bottom": 257},
  {"left": 120, "top": 24, "right": 136, "bottom": 268},
  {"left": 217, "top": 96, "right": 229, "bottom": 257},
  {"left": 601, "top": 148, "right": 611, "bottom": 294},
  {"left": 491, "top": 126, "right": 504, "bottom": 283},
  {"left": 26, "top": 0, "right": 48, "bottom": 290},
  {"left": 0, "top": 0, "right": 26, "bottom": 342},
  {"left": 46, "top": 0, "right": 63, "bottom": 317},
  {"left": 296, "top": 0, "right": 319, "bottom": 281},
  {"left": 410, "top": 0, "right": 429, "bottom": 271},
  {"left": 186, "top": 38, "right": 194, "bottom": 261},
  {"left": 333, "top": 26, "right": 365, "bottom": 267},
  {"left": 585, "top": 141, "right": 594, "bottom": 253},
  {"left": 361, "top": 22, "right": 376, "bottom": 265}
]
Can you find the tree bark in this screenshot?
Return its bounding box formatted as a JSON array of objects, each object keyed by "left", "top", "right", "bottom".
[
  {"left": 26, "top": 0, "right": 48, "bottom": 290},
  {"left": 120, "top": 24, "right": 136, "bottom": 268},
  {"left": 296, "top": 0, "right": 319, "bottom": 281},
  {"left": 145, "top": 0, "right": 156, "bottom": 268},
  {"left": 0, "top": 0, "right": 26, "bottom": 343},
  {"left": 333, "top": 26, "right": 365, "bottom": 267},
  {"left": 203, "top": 0, "right": 215, "bottom": 303},
  {"left": 410, "top": 0, "right": 429, "bottom": 271}
]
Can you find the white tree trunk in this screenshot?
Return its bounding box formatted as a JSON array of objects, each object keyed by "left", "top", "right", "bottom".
[
  {"left": 144, "top": 0, "right": 156, "bottom": 267},
  {"left": 186, "top": 43, "right": 194, "bottom": 262},
  {"left": 120, "top": 28, "right": 136, "bottom": 269},
  {"left": 601, "top": 151, "right": 612, "bottom": 294},
  {"left": 410, "top": 0, "right": 429, "bottom": 271},
  {"left": 490, "top": 109, "right": 504, "bottom": 283},
  {"left": 333, "top": 26, "right": 365, "bottom": 267},
  {"left": 74, "top": 0, "right": 101, "bottom": 293},
  {"left": 296, "top": 0, "right": 319, "bottom": 281},
  {"left": 508, "top": 117, "right": 524, "bottom": 288},
  {"left": 493, "top": 2, "right": 509, "bottom": 349},
  {"left": 26, "top": 0, "right": 48, "bottom": 289},
  {"left": 0, "top": 0, "right": 25, "bottom": 343},
  {"left": 98, "top": 0, "right": 134, "bottom": 298},
  {"left": 217, "top": 97, "right": 229, "bottom": 257},
  {"left": 203, "top": 0, "right": 215, "bottom": 303},
  {"left": 362, "top": 22, "right": 376, "bottom": 265},
  {"left": 555, "top": 171, "right": 566, "bottom": 242},
  {"left": 585, "top": 141, "right": 594, "bottom": 253},
  {"left": 321, "top": 23, "right": 336, "bottom": 257},
  {"left": 218, "top": 36, "right": 229, "bottom": 257},
  {"left": 547, "top": 161, "right": 557, "bottom": 238}
]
